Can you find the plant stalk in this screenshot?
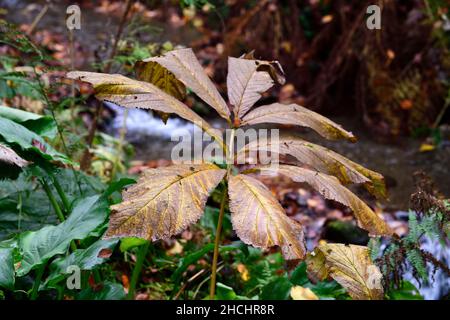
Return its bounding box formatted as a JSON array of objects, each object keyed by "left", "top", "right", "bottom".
[
  {"left": 209, "top": 128, "right": 235, "bottom": 299},
  {"left": 127, "top": 241, "right": 150, "bottom": 300},
  {"left": 209, "top": 187, "right": 227, "bottom": 300},
  {"left": 41, "top": 179, "right": 66, "bottom": 223},
  {"left": 30, "top": 263, "right": 46, "bottom": 300},
  {"left": 41, "top": 179, "right": 77, "bottom": 252}
]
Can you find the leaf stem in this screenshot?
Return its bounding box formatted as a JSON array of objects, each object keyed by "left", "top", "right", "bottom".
[
  {"left": 209, "top": 186, "right": 227, "bottom": 300},
  {"left": 30, "top": 263, "right": 46, "bottom": 300},
  {"left": 48, "top": 171, "right": 71, "bottom": 213},
  {"left": 41, "top": 179, "right": 66, "bottom": 223},
  {"left": 127, "top": 241, "right": 150, "bottom": 300},
  {"left": 209, "top": 128, "right": 235, "bottom": 299},
  {"left": 40, "top": 179, "right": 77, "bottom": 252}
]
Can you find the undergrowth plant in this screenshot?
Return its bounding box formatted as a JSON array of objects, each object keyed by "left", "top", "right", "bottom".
[{"left": 68, "top": 48, "right": 393, "bottom": 299}]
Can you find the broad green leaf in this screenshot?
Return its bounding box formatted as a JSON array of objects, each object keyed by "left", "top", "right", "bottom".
[
  {"left": 241, "top": 103, "right": 357, "bottom": 142},
  {"left": 0, "top": 105, "right": 57, "bottom": 138},
  {"left": 227, "top": 56, "right": 284, "bottom": 120},
  {"left": 67, "top": 71, "right": 225, "bottom": 150},
  {"left": 0, "top": 143, "right": 29, "bottom": 167},
  {"left": 119, "top": 237, "right": 148, "bottom": 252},
  {"left": 76, "top": 281, "right": 125, "bottom": 300},
  {"left": 290, "top": 262, "right": 309, "bottom": 286},
  {"left": 0, "top": 117, "right": 71, "bottom": 164},
  {"left": 228, "top": 174, "right": 306, "bottom": 260},
  {"left": 260, "top": 276, "right": 292, "bottom": 300},
  {"left": 45, "top": 239, "right": 118, "bottom": 288},
  {"left": 238, "top": 135, "right": 386, "bottom": 198},
  {"left": 16, "top": 195, "right": 109, "bottom": 276},
  {"left": 146, "top": 48, "right": 231, "bottom": 123},
  {"left": 199, "top": 206, "right": 232, "bottom": 237},
  {"left": 216, "top": 282, "right": 249, "bottom": 300},
  {"left": 0, "top": 247, "right": 14, "bottom": 289},
  {"left": 387, "top": 281, "right": 423, "bottom": 300},
  {"left": 134, "top": 60, "right": 186, "bottom": 123},
  {"left": 307, "top": 243, "right": 384, "bottom": 300},
  {"left": 105, "top": 164, "right": 226, "bottom": 241},
  {"left": 254, "top": 165, "right": 392, "bottom": 236}
]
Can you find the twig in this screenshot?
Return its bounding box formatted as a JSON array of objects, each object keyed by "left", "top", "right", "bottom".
[{"left": 27, "top": 2, "right": 49, "bottom": 36}]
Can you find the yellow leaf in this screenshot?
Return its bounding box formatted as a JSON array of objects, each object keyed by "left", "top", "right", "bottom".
[
  {"left": 228, "top": 174, "right": 306, "bottom": 260},
  {"left": 145, "top": 48, "right": 231, "bottom": 123},
  {"left": 419, "top": 143, "right": 435, "bottom": 152},
  {"left": 105, "top": 163, "right": 226, "bottom": 241},
  {"left": 241, "top": 103, "right": 357, "bottom": 142},
  {"left": 67, "top": 71, "right": 225, "bottom": 150},
  {"left": 238, "top": 135, "right": 387, "bottom": 198},
  {"left": 236, "top": 263, "right": 250, "bottom": 281},
  {"left": 254, "top": 165, "right": 392, "bottom": 236},
  {"left": 290, "top": 286, "right": 319, "bottom": 300},
  {"left": 307, "top": 243, "right": 384, "bottom": 300}
]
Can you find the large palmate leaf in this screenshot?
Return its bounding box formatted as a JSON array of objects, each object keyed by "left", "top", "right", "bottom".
[
  {"left": 67, "top": 71, "right": 225, "bottom": 150},
  {"left": 105, "top": 164, "right": 226, "bottom": 241},
  {"left": 16, "top": 195, "right": 109, "bottom": 276},
  {"left": 134, "top": 60, "right": 186, "bottom": 100},
  {"left": 227, "top": 56, "right": 284, "bottom": 120},
  {"left": 145, "top": 48, "right": 231, "bottom": 123},
  {"left": 0, "top": 117, "right": 71, "bottom": 164},
  {"left": 45, "top": 238, "right": 119, "bottom": 288},
  {"left": 0, "top": 143, "right": 29, "bottom": 167},
  {"left": 252, "top": 165, "right": 391, "bottom": 236},
  {"left": 0, "top": 246, "right": 15, "bottom": 289},
  {"left": 134, "top": 60, "right": 186, "bottom": 123},
  {"left": 241, "top": 103, "right": 356, "bottom": 142},
  {"left": 238, "top": 135, "right": 386, "bottom": 198},
  {"left": 228, "top": 174, "right": 306, "bottom": 260},
  {"left": 0, "top": 105, "right": 57, "bottom": 138},
  {"left": 306, "top": 243, "right": 384, "bottom": 300}
]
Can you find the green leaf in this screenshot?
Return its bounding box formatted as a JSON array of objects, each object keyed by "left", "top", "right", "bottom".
[
  {"left": 216, "top": 282, "right": 249, "bottom": 300},
  {"left": 387, "top": 281, "right": 423, "bottom": 300},
  {"left": 0, "top": 117, "right": 71, "bottom": 165},
  {"left": 290, "top": 262, "right": 308, "bottom": 286},
  {"left": 0, "top": 247, "right": 14, "bottom": 289},
  {"left": 119, "top": 237, "right": 148, "bottom": 252},
  {"left": 44, "top": 239, "right": 118, "bottom": 288},
  {"left": 0, "top": 105, "right": 57, "bottom": 139},
  {"left": 200, "top": 206, "right": 232, "bottom": 237},
  {"left": 16, "top": 195, "right": 109, "bottom": 276},
  {"left": 76, "top": 281, "right": 125, "bottom": 300},
  {"left": 260, "top": 276, "right": 292, "bottom": 300}
]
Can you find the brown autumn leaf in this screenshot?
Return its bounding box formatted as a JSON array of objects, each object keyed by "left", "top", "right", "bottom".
[
  {"left": 145, "top": 48, "right": 231, "bottom": 123},
  {"left": 253, "top": 165, "right": 392, "bottom": 236},
  {"left": 306, "top": 243, "right": 384, "bottom": 300},
  {"left": 241, "top": 103, "right": 357, "bottom": 142},
  {"left": 97, "top": 248, "right": 113, "bottom": 259},
  {"left": 238, "top": 135, "right": 386, "bottom": 198},
  {"left": 105, "top": 164, "right": 226, "bottom": 241},
  {"left": 228, "top": 174, "right": 306, "bottom": 260},
  {"left": 134, "top": 60, "right": 186, "bottom": 124},
  {"left": 0, "top": 143, "right": 29, "bottom": 167},
  {"left": 66, "top": 71, "right": 225, "bottom": 150},
  {"left": 227, "top": 56, "right": 285, "bottom": 120}
]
